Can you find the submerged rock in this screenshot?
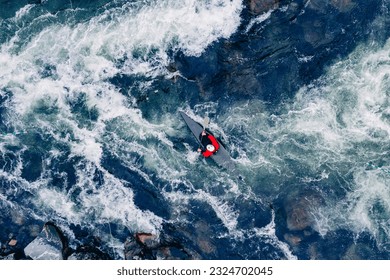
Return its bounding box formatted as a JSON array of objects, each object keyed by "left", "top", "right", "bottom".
[
  {"left": 308, "top": 243, "right": 322, "bottom": 260},
  {"left": 248, "top": 0, "right": 280, "bottom": 14},
  {"left": 124, "top": 234, "right": 155, "bottom": 260},
  {"left": 331, "top": 0, "right": 356, "bottom": 12},
  {"left": 286, "top": 204, "right": 312, "bottom": 231},
  {"left": 191, "top": 221, "right": 217, "bottom": 256},
  {"left": 124, "top": 233, "right": 161, "bottom": 260},
  {"left": 284, "top": 233, "right": 302, "bottom": 246},
  {"left": 10, "top": 209, "right": 25, "bottom": 226},
  {"left": 135, "top": 233, "right": 160, "bottom": 249},
  {"left": 309, "top": 0, "right": 356, "bottom": 13},
  {"left": 124, "top": 229, "right": 200, "bottom": 260},
  {"left": 284, "top": 191, "right": 324, "bottom": 231},
  {"left": 155, "top": 245, "right": 198, "bottom": 260},
  {"left": 301, "top": 19, "right": 333, "bottom": 47},
  {"left": 67, "top": 245, "right": 111, "bottom": 260},
  {"left": 1, "top": 233, "right": 31, "bottom": 259},
  {"left": 342, "top": 243, "right": 376, "bottom": 260}
]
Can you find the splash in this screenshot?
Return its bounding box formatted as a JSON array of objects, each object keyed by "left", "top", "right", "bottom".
[
  {"left": 219, "top": 39, "right": 390, "bottom": 249},
  {"left": 0, "top": 0, "right": 243, "bottom": 246}
]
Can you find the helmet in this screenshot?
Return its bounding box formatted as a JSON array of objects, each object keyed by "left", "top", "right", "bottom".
[{"left": 206, "top": 144, "right": 215, "bottom": 152}]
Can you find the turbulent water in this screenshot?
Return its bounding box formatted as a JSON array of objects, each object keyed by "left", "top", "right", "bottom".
[{"left": 1, "top": 0, "right": 390, "bottom": 259}]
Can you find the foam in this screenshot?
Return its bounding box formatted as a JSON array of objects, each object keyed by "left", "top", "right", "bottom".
[
  {"left": 212, "top": 38, "right": 390, "bottom": 248},
  {"left": 312, "top": 169, "right": 390, "bottom": 243},
  {"left": 14, "top": 4, "right": 35, "bottom": 22},
  {"left": 0, "top": 133, "right": 19, "bottom": 152},
  {"left": 1, "top": 6, "right": 244, "bottom": 238},
  {"left": 33, "top": 160, "right": 164, "bottom": 234},
  {"left": 316, "top": 169, "right": 390, "bottom": 245},
  {"left": 161, "top": 180, "right": 243, "bottom": 235},
  {"left": 184, "top": 144, "right": 200, "bottom": 164},
  {"left": 2, "top": 0, "right": 243, "bottom": 125},
  {"left": 245, "top": 9, "right": 273, "bottom": 33},
  {"left": 253, "top": 210, "right": 297, "bottom": 260},
  {"left": 283, "top": 40, "right": 390, "bottom": 246},
  {"left": 195, "top": 189, "right": 241, "bottom": 235},
  {"left": 37, "top": 188, "right": 81, "bottom": 223},
  {"left": 69, "top": 128, "right": 103, "bottom": 164},
  {"left": 4, "top": 0, "right": 390, "bottom": 256}
]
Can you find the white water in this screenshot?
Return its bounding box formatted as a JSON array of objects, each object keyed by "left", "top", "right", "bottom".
[
  {"left": 0, "top": 0, "right": 244, "bottom": 242},
  {"left": 291, "top": 42, "right": 390, "bottom": 249},
  {"left": 2, "top": 0, "right": 390, "bottom": 258},
  {"left": 217, "top": 39, "right": 390, "bottom": 249},
  {"left": 253, "top": 210, "right": 297, "bottom": 260}
]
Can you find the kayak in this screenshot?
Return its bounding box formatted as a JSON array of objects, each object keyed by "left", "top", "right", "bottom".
[{"left": 180, "top": 111, "right": 236, "bottom": 171}]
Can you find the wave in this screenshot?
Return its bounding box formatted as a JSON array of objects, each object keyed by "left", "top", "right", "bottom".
[
  {"left": 219, "top": 39, "right": 390, "bottom": 249},
  {"left": 2, "top": 0, "right": 390, "bottom": 259},
  {"left": 0, "top": 0, "right": 246, "bottom": 258}
]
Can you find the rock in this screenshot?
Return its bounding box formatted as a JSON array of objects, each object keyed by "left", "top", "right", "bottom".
[
  {"left": 1, "top": 254, "right": 15, "bottom": 260},
  {"left": 198, "top": 239, "right": 216, "bottom": 255},
  {"left": 302, "top": 20, "right": 323, "bottom": 46},
  {"left": 8, "top": 239, "right": 17, "bottom": 246},
  {"left": 155, "top": 247, "right": 171, "bottom": 259},
  {"left": 28, "top": 224, "right": 42, "bottom": 238},
  {"left": 285, "top": 191, "right": 324, "bottom": 231},
  {"left": 331, "top": 0, "right": 356, "bottom": 12},
  {"left": 1, "top": 238, "right": 31, "bottom": 259},
  {"left": 155, "top": 246, "right": 196, "bottom": 260},
  {"left": 135, "top": 233, "right": 159, "bottom": 249},
  {"left": 124, "top": 230, "right": 199, "bottom": 260},
  {"left": 24, "top": 222, "right": 67, "bottom": 260},
  {"left": 284, "top": 233, "right": 302, "bottom": 246},
  {"left": 308, "top": 0, "right": 355, "bottom": 13},
  {"left": 286, "top": 203, "right": 312, "bottom": 231},
  {"left": 178, "top": 221, "right": 216, "bottom": 257},
  {"left": 194, "top": 222, "right": 216, "bottom": 255},
  {"left": 307, "top": 0, "right": 329, "bottom": 12},
  {"left": 342, "top": 243, "right": 375, "bottom": 260},
  {"left": 11, "top": 209, "right": 25, "bottom": 225},
  {"left": 67, "top": 245, "right": 111, "bottom": 260},
  {"left": 248, "top": 0, "right": 279, "bottom": 15},
  {"left": 308, "top": 243, "right": 322, "bottom": 260},
  {"left": 166, "top": 63, "right": 177, "bottom": 73},
  {"left": 124, "top": 235, "right": 146, "bottom": 260},
  {"left": 0, "top": 241, "right": 11, "bottom": 257}
]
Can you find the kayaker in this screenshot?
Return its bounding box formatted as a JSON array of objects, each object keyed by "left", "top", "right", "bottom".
[{"left": 197, "top": 130, "right": 220, "bottom": 157}]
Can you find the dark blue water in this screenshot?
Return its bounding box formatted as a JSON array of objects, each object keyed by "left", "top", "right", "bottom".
[{"left": 1, "top": 0, "right": 390, "bottom": 260}]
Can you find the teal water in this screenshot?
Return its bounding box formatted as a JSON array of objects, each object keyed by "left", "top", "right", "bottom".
[{"left": 1, "top": 0, "right": 390, "bottom": 259}]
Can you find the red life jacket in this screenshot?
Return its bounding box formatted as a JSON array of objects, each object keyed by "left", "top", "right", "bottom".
[{"left": 202, "top": 134, "right": 220, "bottom": 157}]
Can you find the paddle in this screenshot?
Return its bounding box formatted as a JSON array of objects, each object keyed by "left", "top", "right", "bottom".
[
  {"left": 202, "top": 116, "right": 210, "bottom": 130},
  {"left": 198, "top": 116, "right": 210, "bottom": 152}
]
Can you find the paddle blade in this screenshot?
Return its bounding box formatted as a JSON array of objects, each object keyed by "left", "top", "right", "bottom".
[{"left": 203, "top": 116, "right": 210, "bottom": 129}]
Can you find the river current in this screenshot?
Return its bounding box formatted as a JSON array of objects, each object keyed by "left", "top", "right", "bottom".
[{"left": 1, "top": 0, "right": 390, "bottom": 259}]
